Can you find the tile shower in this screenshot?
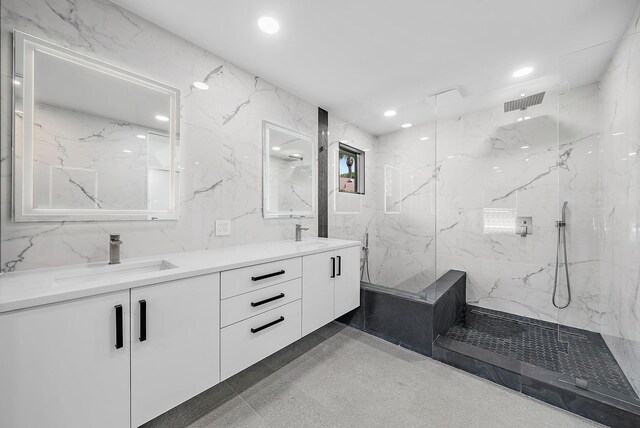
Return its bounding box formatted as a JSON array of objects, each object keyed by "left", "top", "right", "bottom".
[{"left": 328, "top": 10, "right": 640, "bottom": 405}]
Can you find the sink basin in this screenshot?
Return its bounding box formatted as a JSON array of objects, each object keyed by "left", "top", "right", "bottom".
[
  {"left": 55, "top": 259, "right": 178, "bottom": 287},
  {"left": 295, "top": 241, "right": 329, "bottom": 250}
]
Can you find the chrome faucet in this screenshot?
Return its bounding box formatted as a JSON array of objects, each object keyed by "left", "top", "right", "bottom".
[
  {"left": 109, "top": 234, "right": 122, "bottom": 264},
  {"left": 295, "top": 224, "right": 309, "bottom": 242}
]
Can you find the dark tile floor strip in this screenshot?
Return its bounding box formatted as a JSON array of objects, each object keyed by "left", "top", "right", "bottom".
[{"left": 445, "top": 308, "right": 638, "bottom": 398}]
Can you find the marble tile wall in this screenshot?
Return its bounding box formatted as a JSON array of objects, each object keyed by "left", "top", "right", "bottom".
[
  {"left": 327, "top": 114, "right": 437, "bottom": 296},
  {"left": 0, "top": 0, "right": 319, "bottom": 271},
  {"left": 333, "top": 83, "right": 604, "bottom": 330},
  {"left": 598, "top": 12, "right": 640, "bottom": 395}
]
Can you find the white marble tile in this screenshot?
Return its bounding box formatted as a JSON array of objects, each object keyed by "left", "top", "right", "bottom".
[{"left": 0, "top": 0, "right": 318, "bottom": 272}]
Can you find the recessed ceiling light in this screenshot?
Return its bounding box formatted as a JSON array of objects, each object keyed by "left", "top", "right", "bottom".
[
  {"left": 136, "top": 134, "right": 146, "bottom": 139},
  {"left": 512, "top": 67, "right": 533, "bottom": 78},
  {"left": 492, "top": 166, "right": 500, "bottom": 169},
  {"left": 272, "top": 146, "right": 281, "bottom": 151},
  {"left": 258, "top": 16, "right": 280, "bottom": 34},
  {"left": 155, "top": 115, "right": 169, "bottom": 122},
  {"left": 420, "top": 136, "right": 429, "bottom": 141},
  {"left": 612, "top": 132, "right": 625, "bottom": 136},
  {"left": 525, "top": 158, "right": 529, "bottom": 162},
  {"left": 193, "top": 81, "right": 209, "bottom": 90},
  {"left": 401, "top": 123, "right": 412, "bottom": 128},
  {"left": 587, "top": 151, "right": 593, "bottom": 154},
  {"left": 629, "top": 152, "right": 637, "bottom": 156},
  {"left": 520, "top": 145, "right": 529, "bottom": 149},
  {"left": 122, "top": 149, "right": 132, "bottom": 153},
  {"left": 384, "top": 110, "right": 397, "bottom": 117}
]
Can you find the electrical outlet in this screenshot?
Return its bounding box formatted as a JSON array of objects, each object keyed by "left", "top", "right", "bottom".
[{"left": 215, "top": 220, "right": 231, "bottom": 236}]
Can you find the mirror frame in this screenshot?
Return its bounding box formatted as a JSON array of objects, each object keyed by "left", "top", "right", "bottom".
[
  {"left": 12, "top": 31, "right": 181, "bottom": 222},
  {"left": 262, "top": 120, "right": 316, "bottom": 219}
]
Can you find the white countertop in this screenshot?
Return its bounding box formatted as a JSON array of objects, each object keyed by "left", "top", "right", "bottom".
[{"left": 0, "top": 238, "right": 360, "bottom": 313}]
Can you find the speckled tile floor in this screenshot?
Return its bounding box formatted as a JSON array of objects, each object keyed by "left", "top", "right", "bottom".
[
  {"left": 445, "top": 308, "right": 638, "bottom": 398},
  {"left": 144, "top": 322, "right": 601, "bottom": 428}
]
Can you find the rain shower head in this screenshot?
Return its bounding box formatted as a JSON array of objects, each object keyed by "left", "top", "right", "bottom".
[{"left": 504, "top": 92, "right": 545, "bottom": 112}]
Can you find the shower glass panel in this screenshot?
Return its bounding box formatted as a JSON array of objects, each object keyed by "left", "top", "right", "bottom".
[
  {"left": 431, "top": 31, "right": 639, "bottom": 403},
  {"left": 557, "top": 32, "right": 640, "bottom": 401},
  {"left": 433, "top": 86, "right": 561, "bottom": 311},
  {"left": 327, "top": 99, "right": 437, "bottom": 301}
]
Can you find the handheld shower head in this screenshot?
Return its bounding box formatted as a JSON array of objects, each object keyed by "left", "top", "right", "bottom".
[{"left": 562, "top": 201, "right": 568, "bottom": 222}]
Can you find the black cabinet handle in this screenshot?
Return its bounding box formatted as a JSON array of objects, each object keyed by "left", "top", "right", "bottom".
[
  {"left": 251, "top": 293, "right": 285, "bottom": 307},
  {"left": 337, "top": 255, "right": 342, "bottom": 276},
  {"left": 331, "top": 257, "right": 336, "bottom": 278},
  {"left": 139, "top": 300, "right": 147, "bottom": 342},
  {"left": 251, "top": 316, "right": 285, "bottom": 333},
  {"left": 251, "top": 269, "right": 285, "bottom": 281},
  {"left": 114, "top": 305, "right": 123, "bottom": 349}
]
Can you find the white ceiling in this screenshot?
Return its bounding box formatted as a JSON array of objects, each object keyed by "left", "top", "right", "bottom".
[{"left": 112, "top": 0, "right": 639, "bottom": 135}]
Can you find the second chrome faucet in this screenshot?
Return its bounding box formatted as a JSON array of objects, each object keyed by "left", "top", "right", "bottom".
[
  {"left": 109, "top": 234, "right": 122, "bottom": 264},
  {"left": 295, "top": 224, "right": 309, "bottom": 242}
]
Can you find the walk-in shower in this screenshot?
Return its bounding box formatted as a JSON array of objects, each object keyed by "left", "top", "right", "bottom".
[
  {"left": 553, "top": 201, "right": 571, "bottom": 309},
  {"left": 328, "top": 28, "right": 640, "bottom": 422}
]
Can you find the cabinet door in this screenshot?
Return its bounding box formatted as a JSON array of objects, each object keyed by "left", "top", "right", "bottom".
[
  {"left": 334, "top": 246, "right": 361, "bottom": 318},
  {"left": 130, "top": 274, "right": 220, "bottom": 427},
  {"left": 0, "top": 291, "right": 130, "bottom": 428},
  {"left": 302, "top": 251, "right": 335, "bottom": 335}
]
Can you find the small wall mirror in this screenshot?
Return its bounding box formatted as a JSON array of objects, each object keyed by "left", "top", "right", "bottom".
[
  {"left": 263, "top": 121, "right": 316, "bottom": 218},
  {"left": 12, "top": 31, "right": 180, "bottom": 221}
]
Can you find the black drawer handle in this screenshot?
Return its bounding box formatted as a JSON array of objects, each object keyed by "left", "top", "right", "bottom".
[
  {"left": 251, "top": 269, "right": 285, "bottom": 281},
  {"left": 139, "top": 300, "right": 147, "bottom": 342},
  {"left": 251, "top": 293, "right": 285, "bottom": 307},
  {"left": 114, "top": 305, "right": 123, "bottom": 349},
  {"left": 251, "top": 316, "right": 285, "bottom": 333},
  {"left": 331, "top": 257, "right": 336, "bottom": 278},
  {"left": 337, "top": 255, "right": 342, "bottom": 276}
]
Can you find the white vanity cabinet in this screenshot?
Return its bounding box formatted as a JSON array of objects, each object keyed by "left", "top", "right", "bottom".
[
  {"left": 0, "top": 274, "right": 219, "bottom": 428},
  {"left": 0, "top": 291, "right": 131, "bottom": 428},
  {"left": 0, "top": 239, "right": 360, "bottom": 428},
  {"left": 130, "top": 274, "right": 220, "bottom": 427},
  {"left": 220, "top": 258, "right": 303, "bottom": 380},
  {"left": 302, "top": 246, "right": 360, "bottom": 335}
]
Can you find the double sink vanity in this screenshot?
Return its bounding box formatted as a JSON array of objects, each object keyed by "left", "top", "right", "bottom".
[
  {"left": 2, "top": 29, "right": 355, "bottom": 428},
  {"left": 0, "top": 238, "right": 360, "bottom": 427}
]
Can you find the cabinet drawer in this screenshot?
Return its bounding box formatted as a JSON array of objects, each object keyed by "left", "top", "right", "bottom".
[
  {"left": 220, "top": 300, "right": 301, "bottom": 380},
  {"left": 221, "top": 257, "right": 301, "bottom": 299},
  {"left": 221, "top": 278, "right": 301, "bottom": 327}
]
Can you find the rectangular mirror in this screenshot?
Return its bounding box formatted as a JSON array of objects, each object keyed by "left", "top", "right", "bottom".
[
  {"left": 12, "top": 31, "right": 180, "bottom": 221},
  {"left": 262, "top": 121, "right": 316, "bottom": 218}
]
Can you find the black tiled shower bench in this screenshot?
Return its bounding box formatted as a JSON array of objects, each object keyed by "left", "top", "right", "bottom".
[{"left": 337, "top": 270, "right": 467, "bottom": 357}]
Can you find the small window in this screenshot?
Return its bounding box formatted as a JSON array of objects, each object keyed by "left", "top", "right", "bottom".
[{"left": 338, "top": 143, "right": 365, "bottom": 194}]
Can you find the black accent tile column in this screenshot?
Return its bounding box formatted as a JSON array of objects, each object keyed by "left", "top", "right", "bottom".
[{"left": 317, "top": 108, "right": 328, "bottom": 238}]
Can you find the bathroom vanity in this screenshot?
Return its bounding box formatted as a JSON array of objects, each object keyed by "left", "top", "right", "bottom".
[{"left": 0, "top": 238, "right": 360, "bottom": 428}]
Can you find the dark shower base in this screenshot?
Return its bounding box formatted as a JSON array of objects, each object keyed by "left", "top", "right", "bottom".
[{"left": 434, "top": 306, "right": 640, "bottom": 427}]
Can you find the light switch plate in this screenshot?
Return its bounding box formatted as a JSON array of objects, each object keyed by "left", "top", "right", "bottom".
[{"left": 215, "top": 220, "right": 231, "bottom": 236}]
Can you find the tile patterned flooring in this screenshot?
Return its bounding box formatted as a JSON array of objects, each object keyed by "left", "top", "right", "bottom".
[
  {"left": 144, "top": 322, "right": 600, "bottom": 427},
  {"left": 445, "top": 308, "right": 638, "bottom": 398}
]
